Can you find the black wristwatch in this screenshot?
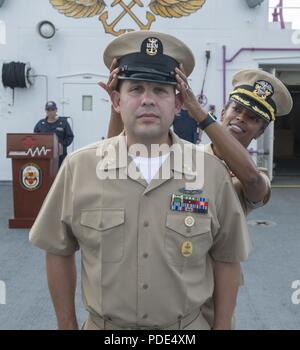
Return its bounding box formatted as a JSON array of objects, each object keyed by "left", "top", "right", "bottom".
[{"left": 198, "top": 112, "right": 217, "bottom": 130}]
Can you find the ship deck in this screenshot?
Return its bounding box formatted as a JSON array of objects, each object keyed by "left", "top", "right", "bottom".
[{"left": 0, "top": 181, "right": 300, "bottom": 330}]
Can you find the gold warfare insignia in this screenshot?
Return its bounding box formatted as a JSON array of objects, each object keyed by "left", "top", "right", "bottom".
[
  {"left": 181, "top": 241, "right": 193, "bottom": 257},
  {"left": 49, "top": 0, "right": 206, "bottom": 36},
  {"left": 179, "top": 187, "right": 203, "bottom": 195},
  {"left": 254, "top": 80, "right": 274, "bottom": 100}
]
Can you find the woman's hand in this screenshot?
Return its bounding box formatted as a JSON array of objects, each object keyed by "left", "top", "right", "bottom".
[
  {"left": 98, "top": 58, "right": 119, "bottom": 97},
  {"left": 175, "top": 64, "right": 207, "bottom": 122}
]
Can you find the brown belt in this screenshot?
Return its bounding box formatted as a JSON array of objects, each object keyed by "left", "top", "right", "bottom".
[{"left": 85, "top": 308, "right": 206, "bottom": 330}]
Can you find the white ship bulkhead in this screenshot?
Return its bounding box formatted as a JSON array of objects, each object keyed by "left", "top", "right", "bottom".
[{"left": 0, "top": 0, "right": 300, "bottom": 181}]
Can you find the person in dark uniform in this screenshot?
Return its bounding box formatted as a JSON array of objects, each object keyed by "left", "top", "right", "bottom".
[
  {"left": 34, "top": 101, "right": 74, "bottom": 167},
  {"left": 173, "top": 107, "right": 201, "bottom": 144}
]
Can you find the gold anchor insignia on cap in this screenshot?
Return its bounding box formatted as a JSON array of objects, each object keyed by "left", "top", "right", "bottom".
[
  {"left": 254, "top": 80, "right": 274, "bottom": 100},
  {"left": 181, "top": 241, "right": 193, "bottom": 257},
  {"left": 146, "top": 38, "right": 159, "bottom": 56},
  {"left": 184, "top": 216, "right": 195, "bottom": 228}
]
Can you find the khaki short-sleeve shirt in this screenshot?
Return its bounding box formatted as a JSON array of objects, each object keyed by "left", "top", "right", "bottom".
[{"left": 29, "top": 132, "right": 251, "bottom": 328}]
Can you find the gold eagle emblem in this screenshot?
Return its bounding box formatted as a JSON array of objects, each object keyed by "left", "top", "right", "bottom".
[
  {"left": 49, "top": 0, "right": 106, "bottom": 18},
  {"left": 49, "top": 0, "right": 206, "bottom": 35},
  {"left": 149, "top": 0, "right": 206, "bottom": 18}
]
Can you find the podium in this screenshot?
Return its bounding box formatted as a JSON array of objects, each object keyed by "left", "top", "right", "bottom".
[{"left": 6, "top": 133, "right": 60, "bottom": 229}]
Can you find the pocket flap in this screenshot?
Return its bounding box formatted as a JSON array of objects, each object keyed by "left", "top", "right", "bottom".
[
  {"left": 166, "top": 214, "right": 211, "bottom": 237},
  {"left": 80, "top": 208, "right": 125, "bottom": 231}
]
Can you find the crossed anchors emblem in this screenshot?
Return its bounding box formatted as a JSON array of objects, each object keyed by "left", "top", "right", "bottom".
[{"left": 50, "top": 0, "right": 206, "bottom": 36}]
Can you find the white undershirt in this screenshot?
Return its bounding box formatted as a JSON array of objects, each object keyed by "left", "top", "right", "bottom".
[{"left": 131, "top": 153, "right": 170, "bottom": 184}]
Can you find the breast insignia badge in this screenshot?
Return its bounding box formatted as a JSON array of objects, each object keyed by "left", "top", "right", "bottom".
[{"left": 181, "top": 241, "right": 193, "bottom": 257}]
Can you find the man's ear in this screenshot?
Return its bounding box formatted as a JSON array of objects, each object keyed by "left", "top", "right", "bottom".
[
  {"left": 175, "top": 93, "right": 184, "bottom": 114},
  {"left": 111, "top": 91, "right": 121, "bottom": 113}
]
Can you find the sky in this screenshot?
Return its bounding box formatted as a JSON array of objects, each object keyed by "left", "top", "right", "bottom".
[{"left": 269, "top": 0, "right": 300, "bottom": 29}]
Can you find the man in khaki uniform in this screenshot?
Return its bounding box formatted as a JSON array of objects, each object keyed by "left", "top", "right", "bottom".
[{"left": 29, "top": 31, "right": 251, "bottom": 330}]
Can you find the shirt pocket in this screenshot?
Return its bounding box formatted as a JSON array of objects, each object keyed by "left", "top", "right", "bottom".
[
  {"left": 80, "top": 208, "right": 125, "bottom": 263},
  {"left": 165, "top": 214, "right": 212, "bottom": 267}
]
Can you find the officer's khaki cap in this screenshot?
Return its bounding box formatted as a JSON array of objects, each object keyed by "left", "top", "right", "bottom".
[
  {"left": 103, "top": 30, "right": 195, "bottom": 85},
  {"left": 229, "top": 69, "right": 293, "bottom": 123}
]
